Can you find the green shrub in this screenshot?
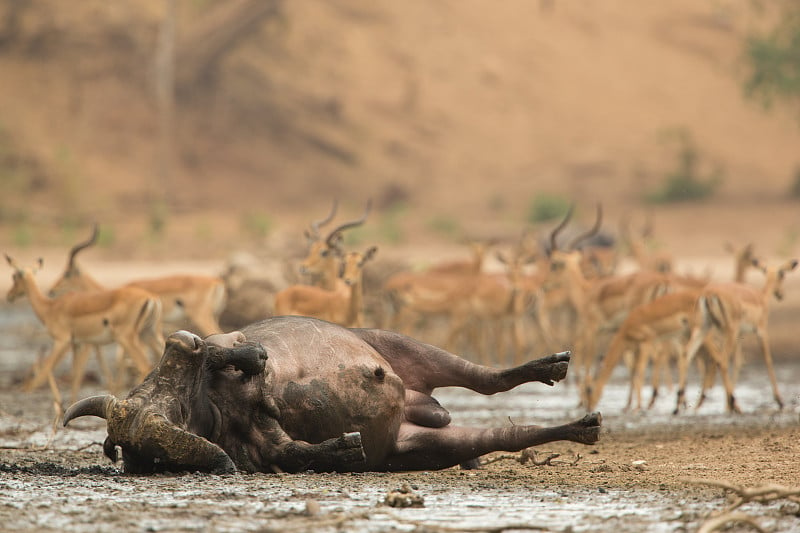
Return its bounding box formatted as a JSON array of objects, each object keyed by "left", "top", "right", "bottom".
[
  {"left": 527, "top": 194, "right": 570, "bottom": 223},
  {"left": 426, "top": 215, "right": 460, "bottom": 239},
  {"left": 241, "top": 211, "right": 273, "bottom": 240},
  {"left": 645, "top": 129, "right": 723, "bottom": 204}
]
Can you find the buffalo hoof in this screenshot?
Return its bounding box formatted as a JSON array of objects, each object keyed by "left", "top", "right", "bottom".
[
  {"left": 519, "top": 351, "right": 571, "bottom": 386},
  {"left": 571, "top": 412, "right": 602, "bottom": 445},
  {"left": 334, "top": 432, "right": 367, "bottom": 466}
]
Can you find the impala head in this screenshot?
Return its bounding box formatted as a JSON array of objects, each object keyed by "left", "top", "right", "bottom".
[
  {"left": 5, "top": 254, "right": 43, "bottom": 302},
  {"left": 753, "top": 258, "right": 799, "bottom": 301},
  {"left": 63, "top": 330, "right": 267, "bottom": 474},
  {"left": 545, "top": 204, "right": 603, "bottom": 279},
  {"left": 341, "top": 246, "right": 378, "bottom": 286},
  {"left": 299, "top": 200, "right": 372, "bottom": 278},
  {"left": 48, "top": 224, "right": 100, "bottom": 297}
]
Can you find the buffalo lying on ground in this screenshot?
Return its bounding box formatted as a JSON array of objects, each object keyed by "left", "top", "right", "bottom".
[{"left": 64, "top": 316, "right": 602, "bottom": 473}]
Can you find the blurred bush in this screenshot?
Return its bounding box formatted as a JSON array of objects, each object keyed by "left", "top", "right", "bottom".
[
  {"left": 526, "top": 193, "right": 570, "bottom": 223},
  {"left": 645, "top": 129, "right": 722, "bottom": 204}
]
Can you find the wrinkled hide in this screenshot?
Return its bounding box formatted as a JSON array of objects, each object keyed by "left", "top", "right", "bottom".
[{"left": 65, "top": 316, "right": 602, "bottom": 474}]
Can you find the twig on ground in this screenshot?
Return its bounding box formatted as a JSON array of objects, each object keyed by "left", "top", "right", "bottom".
[
  {"left": 685, "top": 478, "right": 800, "bottom": 532},
  {"left": 696, "top": 511, "right": 766, "bottom": 533},
  {"left": 481, "top": 448, "right": 581, "bottom": 467}
]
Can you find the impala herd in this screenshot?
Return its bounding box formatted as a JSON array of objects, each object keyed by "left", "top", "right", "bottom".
[{"left": 4, "top": 202, "right": 797, "bottom": 417}]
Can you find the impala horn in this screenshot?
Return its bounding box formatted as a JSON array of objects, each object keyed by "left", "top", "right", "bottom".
[
  {"left": 567, "top": 203, "right": 603, "bottom": 251},
  {"left": 67, "top": 224, "right": 99, "bottom": 269},
  {"left": 548, "top": 204, "right": 575, "bottom": 254},
  {"left": 325, "top": 199, "right": 373, "bottom": 248},
  {"left": 307, "top": 200, "right": 339, "bottom": 241}
]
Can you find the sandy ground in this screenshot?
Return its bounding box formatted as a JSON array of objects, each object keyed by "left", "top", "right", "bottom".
[
  {"left": 1, "top": 298, "right": 799, "bottom": 532},
  {"left": 1, "top": 249, "right": 800, "bottom": 532}
]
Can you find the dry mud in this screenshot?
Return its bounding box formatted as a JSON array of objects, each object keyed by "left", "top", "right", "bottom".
[{"left": 1, "top": 305, "right": 799, "bottom": 532}]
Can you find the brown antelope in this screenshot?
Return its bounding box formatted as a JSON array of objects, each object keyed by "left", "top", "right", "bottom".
[
  {"left": 6, "top": 255, "right": 163, "bottom": 400},
  {"left": 426, "top": 239, "right": 492, "bottom": 276},
  {"left": 274, "top": 246, "right": 378, "bottom": 328},
  {"left": 48, "top": 225, "right": 226, "bottom": 337},
  {"left": 619, "top": 214, "right": 673, "bottom": 274},
  {"left": 383, "top": 245, "right": 550, "bottom": 365},
  {"left": 539, "top": 204, "right": 647, "bottom": 380},
  {"left": 582, "top": 290, "right": 706, "bottom": 411},
  {"left": 297, "top": 201, "right": 372, "bottom": 291},
  {"left": 675, "top": 257, "right": 798, "bottom": 414},
  {"left": 582, "top": 242, "right": 765, "bottom": 412},
  {"left": 724, "top": 242, "right": 756, "bottom": 283}
]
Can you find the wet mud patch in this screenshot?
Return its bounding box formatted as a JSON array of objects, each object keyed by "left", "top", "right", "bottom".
[{"left": 1, "top": 305, "right": 800, "bottom": 531}]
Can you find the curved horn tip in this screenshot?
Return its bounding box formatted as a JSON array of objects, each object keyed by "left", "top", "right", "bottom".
[{"left": 63, "top": 394, "right": 117, "bottom": 426}]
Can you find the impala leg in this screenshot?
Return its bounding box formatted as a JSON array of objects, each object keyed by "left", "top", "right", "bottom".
[
  {"left": 756, "top": 329, "right": 783, "bottom": 410},
  {"left": 70, "top": 344, "right": 93, "bottom": 402},
  {"left": 647, "top": 343, "right": 668, "bottom": 409},
  {"left": 24, "top": 339, "right": 71, "bottom": 392},
  {"left": 675, "top": 322, "right": 709, "bottom": 414},
  {"left": 695, "top": 345, "right": 718, "bottom": 411},
  {"left": 93, "top": 345, "right": 114, "bottom": 392},
  {"left": 384, "top": 413, "right": 602, "bottom": 472},
  {"left": 115, "top": 333, "right": 152, "bottom": 381},
  {"left": 628, "top": 342, "right": 651, "bottom": 412}
]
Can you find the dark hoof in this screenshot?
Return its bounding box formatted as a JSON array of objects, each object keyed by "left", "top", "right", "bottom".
[
  {"left": 530, "top": 351, "right": 571, "bottom": 386},
  {"left": 336, "top": 432, "right": 367, "bottom": 465},
  {"left": 572, "top": 411, "right": 602, "bottom": 445}
]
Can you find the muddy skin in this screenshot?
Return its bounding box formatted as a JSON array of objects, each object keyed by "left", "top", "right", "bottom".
[{"left": 63, "top": 317, "right": 603, "bottom": 474}]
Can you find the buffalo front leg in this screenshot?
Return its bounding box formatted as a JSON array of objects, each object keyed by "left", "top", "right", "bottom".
[
  {"left": 352, "top": 329, "right": 570, "bottom": 395},
  {"left": 268, "top": 432, "right": 367, "bottom": 473},
  {"left": 383, "top": 412, "right": 602, "bottom": 472}
]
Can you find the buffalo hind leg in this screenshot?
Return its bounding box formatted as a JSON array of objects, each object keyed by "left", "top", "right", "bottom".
[
  {"left": 352, "top": 329, "right": 570, "bottom": 395},
  {"left": 383, "top": 412, "right": 602, "bottom": 472}
]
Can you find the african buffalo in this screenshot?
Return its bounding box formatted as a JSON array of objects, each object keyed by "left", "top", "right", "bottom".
[{"left": 64, "top": 316, "right": 602, "bottom": 473}]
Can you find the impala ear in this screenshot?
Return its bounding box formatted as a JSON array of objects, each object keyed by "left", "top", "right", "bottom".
[
  {"left": 750, "top": 258, "right": 766, "bottom": 273},
  {"left": 363, "top": 246, "right": 378, "bottom": 262}
]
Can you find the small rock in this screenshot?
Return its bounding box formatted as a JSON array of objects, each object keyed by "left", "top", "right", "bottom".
[
  {"left": 383, "top": 483, "right": 425, "bottom": 508},
  {"left": 304, "top": 499, "right": 321, "bottom": 516}
]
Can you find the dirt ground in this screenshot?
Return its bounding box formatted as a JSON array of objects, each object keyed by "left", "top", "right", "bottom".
[{"left": 1, "top": 299, "right": 799, "bottom": 532}]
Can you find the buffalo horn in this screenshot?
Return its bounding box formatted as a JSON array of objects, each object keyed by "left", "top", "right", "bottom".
[
  {"left": 63, "top": 394, "right": 118, "bottom": 426},
  {"left": 142, "top": 417, "right": 236, "bottom": 474}
]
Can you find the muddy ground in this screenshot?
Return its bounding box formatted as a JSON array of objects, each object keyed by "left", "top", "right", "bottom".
[{"left": 1, "top": 299, "right": 799, "bottom": 533}]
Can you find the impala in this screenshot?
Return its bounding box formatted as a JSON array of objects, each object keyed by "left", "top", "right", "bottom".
[
  {"left": 298, "top": 201, "right": 372, "bottom": 291},
  {"left": 49, "top": 225, "right": 226, "bottom": 337},
  {"left": 619, "top": 214, "right": 673, "bottom": 274},
  {"left": 582, "top": 290, "right": 708, "bottom": 411},
  {"left": 274, "top": 246, "right": 378, "bottom": 328},
  {"left": 6, "top": 255, "right": 163, "bottom": 400},
  {"left": 675, "top": 257, "right": 798, "bottom": 413}
]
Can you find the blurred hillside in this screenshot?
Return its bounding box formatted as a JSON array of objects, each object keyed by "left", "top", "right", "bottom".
[{"left": 0, "top": 0, "right": 798, "bottom": 260}]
